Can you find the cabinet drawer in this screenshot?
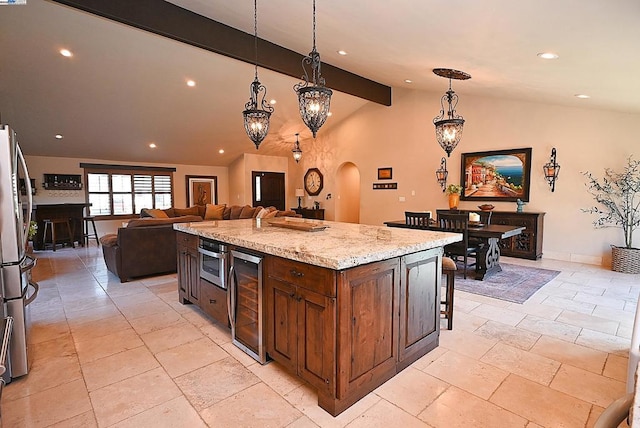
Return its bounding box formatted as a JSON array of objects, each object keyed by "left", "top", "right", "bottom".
[
  {"left": 200, "top": 281, "right": 229, "bottom": 326},
  {"left": 266, "top": 257, "right": 336, "bottom": 296},
  {"left": 176, "top": 231, "right": 198, "bottom": 248}
]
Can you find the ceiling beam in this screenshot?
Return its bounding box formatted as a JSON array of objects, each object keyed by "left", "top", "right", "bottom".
[{"left": 49, "top": 0, "right": 392, "bottom": 106}]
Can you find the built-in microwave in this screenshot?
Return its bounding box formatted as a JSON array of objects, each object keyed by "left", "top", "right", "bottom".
[{"left": 198, "top": 239, "right": 227, "bottom": 289}]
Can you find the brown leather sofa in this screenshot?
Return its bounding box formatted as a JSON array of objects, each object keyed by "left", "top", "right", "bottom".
[{"left": 99, "top": 215, "right": 202, "bottom": 282}]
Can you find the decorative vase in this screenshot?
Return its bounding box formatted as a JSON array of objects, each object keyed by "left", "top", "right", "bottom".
[
  {"left": 611, "top": 246, "right": 640, "bottom": 274},
  {"left": 448, "top": 194, "right": 460, "bottom": 209}
]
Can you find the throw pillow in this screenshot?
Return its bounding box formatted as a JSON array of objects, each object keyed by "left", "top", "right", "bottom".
[
  {"left": 263, "top": 210, "right": 278, "bottom": 219},
  {"left": 204, "top": 203, "right": 225, "bottom": 220},
  {"left": 230, "top": 205, "right": 244, "bottom": 219},
  {"left": 173, "top": 206, "right": 200, "bottom": 217},
  {"left": 239, "top": 205, "right": 257, "bottom": 219},
  {"left": 140, "top": 208, "right": 169, "bottom": 218},
  {"left": 255, "top": 208, "right": 268, "bottom": 219}
]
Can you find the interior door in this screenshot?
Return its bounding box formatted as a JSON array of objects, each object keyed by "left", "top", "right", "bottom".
[{"left": 252, "top": 171, "right": 285, "bottom": 210}]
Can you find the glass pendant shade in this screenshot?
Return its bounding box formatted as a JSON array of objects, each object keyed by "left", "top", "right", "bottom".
[
  {"left": 243, "top": 0, "right": 273, "bottom": 149},
  {"left": 294, "top": 0, "right": 332, "bottom": 139},
  {"left": 432, "top": 68, "right": 471, "bottom": 157},
  {"left": 292, "top": 133, "right": 303, "bottom": 163}
]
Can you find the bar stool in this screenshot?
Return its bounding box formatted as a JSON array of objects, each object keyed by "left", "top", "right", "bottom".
[
  {"left": 441, "top": 256, "right": 456, "bottom": 330},
  {"left": 83, "top": 215, "right": 99, "bottom": 247},
  {"left": 42, "top": 218, "right": 75, "bottom": 251}
]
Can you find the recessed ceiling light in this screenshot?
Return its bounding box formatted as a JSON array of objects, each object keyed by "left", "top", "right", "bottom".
[
  {"left": 218, "top": 149, "right": 225, "bottom": 154},
  {"left": 55, "top": 134, "right": 63, "bottom": 139},
  {"left": 149, "top": 143, "right": 157, "bottom": 148},
  {"left": 574, "top": 94, "right": 591, "bottom": 99},
  {"left": 404, "top": 79, "right": 413, "bottom": 83},
  {"left": 537, "top": 52, "right": 559, "bottom": 60},
  {"left": 59, "top": 49, "right": 73, "bottom": 57},
  {"left": 186, "top": 80, "right": 196, "bottom": 87},
  {"left": 337, "top": 50, "right": 347, "bottom": 56},
  {"left": 269, "top": 99, "right": 276, "bottom": 105}
]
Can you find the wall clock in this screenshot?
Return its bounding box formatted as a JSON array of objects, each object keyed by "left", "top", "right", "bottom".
[{"left": 304, "top": 168, "right": 324, "bottom": 196}]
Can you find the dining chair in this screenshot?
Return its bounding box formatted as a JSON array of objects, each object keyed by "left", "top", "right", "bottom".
[
  {"left": 437, "top": 212, "right": 480, "bottom": 279},
  {"left": 404, "top": 211, "right": 431, "bottom": 229}
]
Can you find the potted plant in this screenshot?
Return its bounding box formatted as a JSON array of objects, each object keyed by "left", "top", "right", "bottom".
[
  {"left": 26, "top": 220, "right": 37, "bottom": 253},
  {"left": 446, "top": 184, "right": 463, "bottom": 209},
  {"left": 583, "top": 156, "right": 640, "bottom": 273}
]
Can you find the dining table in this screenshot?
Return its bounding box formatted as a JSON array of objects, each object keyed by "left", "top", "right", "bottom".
[{"left": 384, "top": 220, "right": 525, "bottom": 280}]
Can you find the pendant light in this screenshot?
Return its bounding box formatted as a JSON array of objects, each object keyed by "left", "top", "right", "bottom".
[
  {"left": 292, "top": 133, "right": 303, "bottom": 163},
  {"left": 294, "top": 0, "right": 332, "bottom": 139},
  {"left": 433, "top": 68, "right": 471, "bottom": 157},
  {"left": 243, "top": 0, "right": 273, "bottom": 149}
]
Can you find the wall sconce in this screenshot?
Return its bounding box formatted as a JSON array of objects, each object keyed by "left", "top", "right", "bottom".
[
  {"left": 435, "top": 157, "right": 448, "bottom": 192},
  {"left": 543, "top": 148, "right": 560, "bottom": 192},
  {"left": 295, "top": 188, "right": 305, "bottom": 208}
]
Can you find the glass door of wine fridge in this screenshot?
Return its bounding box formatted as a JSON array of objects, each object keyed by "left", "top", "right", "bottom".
[{"left": 228, "top": 249, "right": 266, "bottom": 364}]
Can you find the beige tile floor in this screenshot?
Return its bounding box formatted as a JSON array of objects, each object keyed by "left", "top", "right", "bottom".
[{"left": 1, "top": 245, "right": 638, "bottom": 427}]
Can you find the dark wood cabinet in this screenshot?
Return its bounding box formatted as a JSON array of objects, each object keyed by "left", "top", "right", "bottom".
[
  {"left": 436, "top": 210, "right": 545, "bottom": 260},
  {"left": 176, "top": 231, "right": 200, "bottom": 305},
  {"left": 292, "top": 208, "right": 325, "bottom": 220},
  {"left": 265, "top": 257, "right": 336, "bottom": 395},
  {"left": 489, "top": 211, "right": 545, "bottom": 260}
]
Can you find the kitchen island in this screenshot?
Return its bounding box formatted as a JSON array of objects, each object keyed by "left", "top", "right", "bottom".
[{"left": 174, "top": 218, "right": 460, "bottom": 416}]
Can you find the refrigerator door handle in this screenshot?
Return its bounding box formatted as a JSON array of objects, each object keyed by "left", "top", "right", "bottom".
[
  {"left": 24, "top": 281, "right": 39, "bottom": 307},
  {"left": 16, "top": 142, "right": 33, "bottom": 250},
  {"left": 227, "top": 264, "right": 236, "bottom": 330}
]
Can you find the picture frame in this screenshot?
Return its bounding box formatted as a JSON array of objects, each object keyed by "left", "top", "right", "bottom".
[
  {"left": 186, "top": 175, "right": 218, "bottom": 206},
  {"left": 460, "top": 148, "right": 532, "bottom": 202},
  {"left": 378, "top": 167, "right": 393, "bottom": 180}
]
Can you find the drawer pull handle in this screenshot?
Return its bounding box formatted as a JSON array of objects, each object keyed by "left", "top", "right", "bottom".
[
  {"left": 210, "top": 299, "right": 216, "bottom": 304},
  {"left": 289, "top": 292, "right": 296, "bottom": 299},
  {"left": 289, "top": 269, "right": 304, "bottom": 278}
]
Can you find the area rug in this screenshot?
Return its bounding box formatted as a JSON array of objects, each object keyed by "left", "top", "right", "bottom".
[{"left": 453, "top": 263, "right": 560, "bottom": 304}]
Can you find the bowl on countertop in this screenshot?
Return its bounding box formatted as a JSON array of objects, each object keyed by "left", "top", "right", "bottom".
[{"left": 478, "top": 204, "right": 495, "bottom": 211}]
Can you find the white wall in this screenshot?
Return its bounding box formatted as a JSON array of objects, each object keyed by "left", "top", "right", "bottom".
[
  {"left": 309, "top": 88, "right": 640, "bottom": 265},
  {"left": 24, "top": 155, "right": 229, "bottom": 236}
]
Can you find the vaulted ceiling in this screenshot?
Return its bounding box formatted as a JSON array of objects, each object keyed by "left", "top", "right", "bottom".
[{"left": 1, "top": 0, "right": 639, "bottom": 166}]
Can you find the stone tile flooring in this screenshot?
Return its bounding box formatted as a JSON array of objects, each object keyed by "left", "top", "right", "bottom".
[{"left": 1, "top": 245, "right": 637, "bottom": 427}]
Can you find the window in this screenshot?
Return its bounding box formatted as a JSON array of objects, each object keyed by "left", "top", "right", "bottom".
[{"left": 81, "top": 163, "right": 175, "bottom": 219}]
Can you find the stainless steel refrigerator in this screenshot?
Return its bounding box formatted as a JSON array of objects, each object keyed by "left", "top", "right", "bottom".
[{"left": 0, "top": 124, "right": 39, "bottom": 383}]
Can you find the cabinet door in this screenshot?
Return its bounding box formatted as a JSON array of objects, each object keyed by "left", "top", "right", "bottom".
[
  {"left": 297, "top": 287, "right": 335, "bottom": 394},
  {"left": 187, "top": 250, "right": 200, "bottom": 304},
  {"left": 398, "top": 249, "right": 440, "bottom": 368},
  {"left": 265, "top": 278, "right": 298, "bottom": 373},
  {"left": 337, "top": 259, "right": 399, "bottom": 399}
]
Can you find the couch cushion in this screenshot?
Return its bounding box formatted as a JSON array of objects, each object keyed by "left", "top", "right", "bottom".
[
  {"left": 173, "top": 206, "right": 200, "bottom": 217},
  {"left": 99, "top": 234, "right": 118, "bottom": 247},
  {"left": 140, "top": 208, "right": 169, "bottom": 218},
  {"left": 126, "top": 215, "right": 202, "bottom": 228},
  {"left": 163, "top": 208, "right": 175, "bottom": 218},
  {"left": 276, "top": 210, "right": 298, "bottom": 217},
  {"left": 240, "top": 205, "right": 257, "bottom": 219},
  {"left": 204, "top": 203, "right": 226, "bottom": 220},
  {"left": 230, "top": 205, "right": 244, "bottom": 219}
]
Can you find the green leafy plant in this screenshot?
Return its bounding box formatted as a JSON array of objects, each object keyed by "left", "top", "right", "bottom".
[
  {"left": 446, "top": 184, "right": 462, "bottom": 195},
  {"left": 583, "top": 156, "right": 640, "bottom": 249},
  {"left": 28, "top": 220, "right": 38, "bottom": 240}
]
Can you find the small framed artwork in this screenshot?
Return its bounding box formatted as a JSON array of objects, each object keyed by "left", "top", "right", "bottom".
[
  {"left": 377, "top": 167, "right": 393, "bottom": 180},
  {"left": 460, "top": 148, "right": 532, "bottom": 202},
  {"left": 186, "top": 175, "right": 218, "bottom": 206},
  {"left": 373, "top": 182, "right": 398, "bottom": 190}
]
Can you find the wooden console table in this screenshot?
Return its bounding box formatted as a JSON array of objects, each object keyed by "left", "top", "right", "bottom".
[
  {"left": 292, "top": 208, "right": 325, "bottom": 220},
  {"left": 32, "top": 203, "right": 89, "bottom": 250}
]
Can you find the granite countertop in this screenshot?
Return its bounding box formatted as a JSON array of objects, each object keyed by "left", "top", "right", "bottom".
[{"left": 174, "top": 218, "right": 461, "bottom": 270}]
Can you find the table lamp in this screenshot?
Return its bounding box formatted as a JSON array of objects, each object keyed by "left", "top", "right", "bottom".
[{"left": 295, "top": 188, "right": 305, "bottom": 209}]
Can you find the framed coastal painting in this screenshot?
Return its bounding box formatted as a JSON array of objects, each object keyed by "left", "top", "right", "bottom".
[
  {"left": 460, "top": 148, "right": 532, "bottom": 202},
  {"left": 186, "top": 175, "right": 218, "bottom": 206}
]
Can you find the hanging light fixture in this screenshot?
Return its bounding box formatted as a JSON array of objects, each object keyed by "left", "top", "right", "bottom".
[
  {"left": 243, "top": 0, "right": 273, "bottom": 149},
  {"left": 435, "top": 157, "right": 448, "bottom": 192},
  {"left": 543, "top": 147, "right": 560, "bottom": 192},
  {"left": 433, "top": 68, "right": 471, "bottom": 157},
  {"left": 292, "top": 133, "right": 303, "bottom": 163},
  {"left": 294, "top": 0, "right": 332, "bottom": 139}
]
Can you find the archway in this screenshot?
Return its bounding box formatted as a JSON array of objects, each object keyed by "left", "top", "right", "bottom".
[{"left": 335, "top": 162, "right": 360, "bottom": 223}]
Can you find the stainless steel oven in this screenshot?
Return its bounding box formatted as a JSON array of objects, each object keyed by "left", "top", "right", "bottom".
[{"left": 198, "top": 239, "right": 227, "bottom": 289}]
